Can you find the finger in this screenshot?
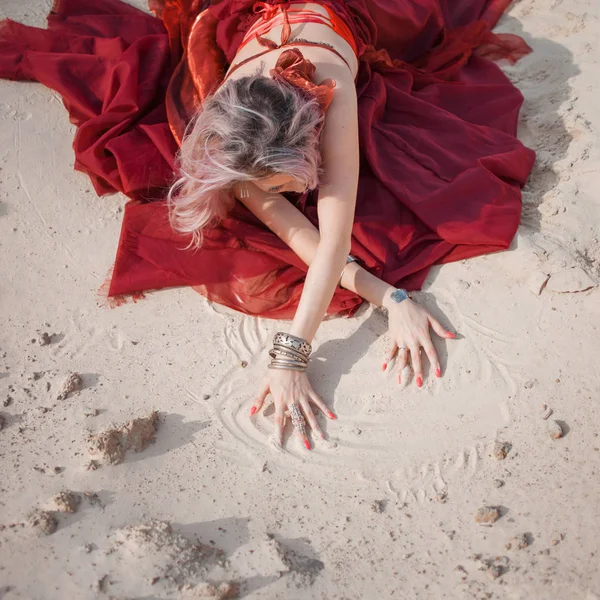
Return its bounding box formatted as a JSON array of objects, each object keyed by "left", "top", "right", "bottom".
[
  {"left": 382, "top": 341, "right": 398, "bottom": 372},
  {"left": 250, "top": 378, "right": 270, "bottom": 416},
  {"left": 290, "top": 403, "right": 311, "bottom": 450},
  {"left": 429, "top": 316, "right": 457, "bottom": 340},
  {"left": 396, "top": 347, "right": 409, "bottom": 384},
  {"left": 309, "top": 391, "right": 336, "bottom": 420},
  {"left": 274, "top": 402, "right": 286, "bottom": 446},
  {"left": 409, "top": 343, "right": 423, "bottom": 387},
  {"left": 300, "top": 398, "right": 324, "bottom": 440},
  {"left": 421, "top": 337, "right": 441, "bottom": 378}
]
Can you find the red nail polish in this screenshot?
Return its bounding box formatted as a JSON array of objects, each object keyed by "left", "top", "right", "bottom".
[
  {"left": 321, "top": 433, "right": 326, "bottom": 440},
  {"left": 249, "top": 406, "right": 257, "bottom": 416},
  {"left": 416, "top": 376, "right": 423, "bottom": 387},
  {"left": 382, "top": 363, "right": 387, "bottom": 372},
  {"left": 435, "top": 368, "right": 441, "bottom": 378},
  {"left": 446, "top": 332, "right": 457, "bottom": 339},
  {"left": 304, "top": 439, "right": 311, "bottom": 450},
  {"left": 327, "top": 411, "right": 336, "bottom": 420}
]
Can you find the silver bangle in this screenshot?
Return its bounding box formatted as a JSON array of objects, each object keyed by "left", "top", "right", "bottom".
[
  {"left": 269, "top": 348, "right": 309, "bottom": 363},
  {"left": 269, "top": 361, "right": 308, "bottom": 370},
  {"left": 267, "top": 363, "right": 306, "bottom": 371},
  {"left": 338, "top": 254, "right": 360, "bottom": 287},
  {"left": 272, "top": 332, "right": 312, "bottom": 357},
  {"left": 270, "top": 345, "right": 309, "bottom": 361}
]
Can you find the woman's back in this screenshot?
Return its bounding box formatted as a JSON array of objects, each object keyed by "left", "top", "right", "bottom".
[{"left": 223, "top": 2, "right": 360, "bottom": 85}]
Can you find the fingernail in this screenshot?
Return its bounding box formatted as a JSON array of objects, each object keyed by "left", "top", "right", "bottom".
[
  {"left": 304, "top": 439, "right": 311, "bottom": 450},
  {"left": 416, "top": 376, "right": 423, "bottom": 387},
  {"left": 327, "top": 411, "right": 336, "bottom": 420},
  {"left": 382, "top": 363, "right": 387, "bottom": 372},
  {"left": 249, "top": 406, "right": 257, "bottom": 416},
  {"left": 435, "top": 368, "right": 441, "bottom": 378},
  {"left": 321, "top": 432, "right": 326, "bottom": 440},
  {"left": 446, "top": 332, "right": 457, "bottom": 339}
]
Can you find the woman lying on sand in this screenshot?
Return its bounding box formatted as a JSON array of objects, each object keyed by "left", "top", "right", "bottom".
[{"left": 0, "top": 0, "right": 535, "bottom": 449}]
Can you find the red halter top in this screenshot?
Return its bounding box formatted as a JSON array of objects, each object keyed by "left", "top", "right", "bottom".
[{"left": 222, "top": 1, "right": 359, "bottom": 87}]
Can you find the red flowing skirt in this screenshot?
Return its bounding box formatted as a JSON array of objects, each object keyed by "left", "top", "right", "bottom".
[{"left": 0, "top": 0, "right": 535, "bottom": 319}]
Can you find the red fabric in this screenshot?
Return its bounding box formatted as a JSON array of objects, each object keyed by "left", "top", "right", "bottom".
[
  {"left": 0, "top": 0, "right": 535, "bottom": 319},
  {"left": 238, "top": 1, "right": 359, "bottom": 57}
]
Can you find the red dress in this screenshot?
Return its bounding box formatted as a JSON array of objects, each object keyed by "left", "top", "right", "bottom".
[{"left": 0, "top": 0, "right": 535, "bottom": 319}]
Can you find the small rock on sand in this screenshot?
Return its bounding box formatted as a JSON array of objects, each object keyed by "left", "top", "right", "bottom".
[
  {"left": 551, "top": 532, "right": 565, "bottom": 545},
  {"left": 57, "top": 372, "right": 82, "bottom": 400},
  {"left": 88, "top": 411, "right": 159, "bottom": 465},
  {"left": 435, "top": 490, "right": 449, "bottom": 503},
  {"left": 120, "top": 410, "right": 159, "bottom": 453},
  {"left": 487, "top": 564, "right": 503, "bottom": 580},
  {"left": 541, "top": 405, "right": 554, "bottom": 420},
  {"left": 472, "top": 554, "right": 508, "bottom": 579},
  {"left": 491, "top": 441, "right": 511, "bottom": 460},
  {"left": 38, "top": 332, "right": 52, "bottom": 346},
  {"left": 52, "top": 491, "right": 81, "bottom": 513},
  {"left": 505, "top": 533, "right": 529, "bottom": 550},
  {"left": 112, "top": 520, "right": 218, "bottom": 590},
  {"left": 88, "top": 429, "right": 125, "bottom": 465},
  {"left": 548, "top": 420, "right": 564, "bottom": 439},
  {"left": 181, "top": 582, "right": 239, "bottom": 599},
  {"left": 475, "top": 505, "right": 501, "bottom": 525},
  {"left": 28, "top": 509, "right": 58, "bottom": 535},
  {"left": 454, "top": 565, "right": 468, "bottom": 580},
  {"left": 371, "top": 500, "right": 386, "bottom": 513}
]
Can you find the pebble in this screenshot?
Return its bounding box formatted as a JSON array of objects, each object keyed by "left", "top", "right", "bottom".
[
  {"left": 38, "top": 332, "right": 52, "bottom": 346},
  {"left": 52, "top": 491, "right": 81, "bottom": 513},
  {"left": 475, "top": 505, "right": 501, "bottom": 525},
  {"left": 541, "top": 405, "right": 554, "bottom": 420},
  {"left": 81, "top": 406, "right": 99, "bottom": 418},
  {"left": 491, "top": 441, "right": 511, "bottom": 460},
  {"left": 548, "top": 420, "right": 564, "bottom": 439},
  {"left": 505, "top": 533, "right": 529, "bottom": 551},
  {"left": 57, "top": 372, "right": 82, "bottom": 400},
  {"left": 455, "top": 565, "right": 468, "bottom": 580},
  {"left": 28, "top": 510, "right": 58, "bottom": 535}
]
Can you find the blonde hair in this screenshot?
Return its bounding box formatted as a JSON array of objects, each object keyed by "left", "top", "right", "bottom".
[{"left": 167, "top": 72, "right": 327, "bottom": 249}]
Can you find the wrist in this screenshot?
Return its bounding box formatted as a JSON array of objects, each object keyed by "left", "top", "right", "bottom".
[{"left": 381, "top": 287, "right": 411, "bottom": 310}]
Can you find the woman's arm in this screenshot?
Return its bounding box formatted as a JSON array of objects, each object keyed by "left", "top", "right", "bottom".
[
  {"left": 286, "top": 72, "right": 361, "bottom": 343},
  {"left": 234, "top": 181, "right": 397, "bottom": 309}
]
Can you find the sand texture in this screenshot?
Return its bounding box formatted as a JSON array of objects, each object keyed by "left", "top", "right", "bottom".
[{"left": 1, "top": 0, "right": 599, "bottom": 598}]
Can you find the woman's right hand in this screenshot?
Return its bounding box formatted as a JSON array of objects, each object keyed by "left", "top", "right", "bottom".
[{"left": 249, "top": 368, "right": 336, "bottom": 449}]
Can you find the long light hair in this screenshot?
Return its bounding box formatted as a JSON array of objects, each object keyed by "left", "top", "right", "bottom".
[{"left": 167, "top": 71, "right": 327, "bottom": 249}]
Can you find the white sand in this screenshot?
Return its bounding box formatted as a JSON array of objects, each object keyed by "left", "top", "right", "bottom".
[{"left": 1, "top": 0, "right": 599, "bottom": 598}]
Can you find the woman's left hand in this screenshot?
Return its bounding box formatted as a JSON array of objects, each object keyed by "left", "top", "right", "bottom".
[{"left": 382, "top": 298, "right": 457, "bottom": 386}]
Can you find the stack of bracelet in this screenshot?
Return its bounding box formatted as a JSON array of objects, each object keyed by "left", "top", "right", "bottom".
[{"left": 268, "top": 332, "right": 312, "bottom": 372}]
